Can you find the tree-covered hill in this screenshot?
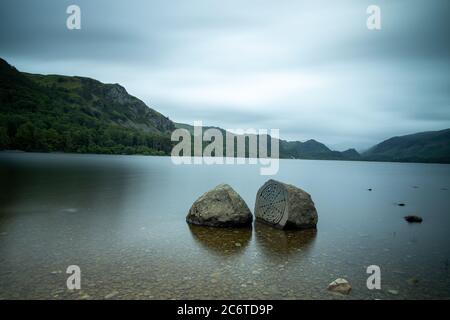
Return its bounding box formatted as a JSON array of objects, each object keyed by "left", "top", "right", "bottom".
[
  {"left": 0, "top": 58, "right": 174, "bottom": 155},
  {"left": 363, "top": 129, "right": 450, "bottom": 163}
]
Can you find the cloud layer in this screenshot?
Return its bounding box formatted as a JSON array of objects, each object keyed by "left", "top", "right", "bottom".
[{"left": 0, "top": 0, "right": 449, "bottom": 150}]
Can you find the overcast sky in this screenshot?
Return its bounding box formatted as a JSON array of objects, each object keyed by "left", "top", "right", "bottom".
[{"left": 0, "top": 0, "right": 449, "bottom": 150}]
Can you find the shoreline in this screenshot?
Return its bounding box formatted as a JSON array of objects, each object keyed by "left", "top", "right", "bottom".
[{"left": 1, "top": 149, "right": 450, "bottom": 166}]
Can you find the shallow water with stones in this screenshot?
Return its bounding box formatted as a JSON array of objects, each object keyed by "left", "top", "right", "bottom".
[{"left": 0, "top": 152, "right": 449, "bottom": 299}]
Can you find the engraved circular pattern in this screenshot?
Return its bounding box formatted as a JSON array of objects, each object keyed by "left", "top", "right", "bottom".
[{"left": 257, "top": 183, "right": 287, "bottom": 224}]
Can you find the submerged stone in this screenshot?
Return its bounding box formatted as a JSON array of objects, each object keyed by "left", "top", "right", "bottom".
[
  {"left": 105, "top": 291, "right": 119, "bottom": 299},
  {"left": 327, "top": 278, "right": 352, "bottom": 295},
  {"left": 388, "top": 289, "right": 399, "bottom": 295},
  {"left": 254, "top": 179, "right": 318, "bottom": 230},
  {"left": 404, "top": 215, "right": 423, "bottom": 223},
  {"left": 186, "top": 184, "right": 252, "bottom": 227}
]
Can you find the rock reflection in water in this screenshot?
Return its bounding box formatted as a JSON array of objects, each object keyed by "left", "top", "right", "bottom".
[
  {"left": 188, "top": 224, "right": 252, "bottom": 256},
  {"left": 254, "top": 222, "right": 317, "bottom": 258}
]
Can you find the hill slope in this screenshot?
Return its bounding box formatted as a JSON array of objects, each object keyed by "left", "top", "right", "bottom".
[
  {"left": 0, "top": 58, "right": 174, "bottom": 154},
  {"left": 279, "top": 139, "right": 361, "bottom": 160},
  {"left": 175, "top": 122, "right": 361, "bottom": 160},
  {"left": 363, "top": 129, "right": 450, "bottom": 163}
]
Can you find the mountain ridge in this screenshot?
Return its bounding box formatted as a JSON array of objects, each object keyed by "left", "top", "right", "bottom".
[
  {"left": 363, "top": 128, "right": 450, "bottom": 163},
  {"left": 0, "top": 57, "right": 173, "bottom": 155},
  {"left": 174, "top": 122, "right": 361, "bottom": 160},
  {"left": 1, "top": 57, "right": 449, "bottom": 163}
]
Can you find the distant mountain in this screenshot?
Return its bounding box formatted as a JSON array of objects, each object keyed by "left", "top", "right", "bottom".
[
  {"left": 1, "top": 57, "right": 448, "bottom": 163},
  {"left": 175, "top": 122, "right": 361, "bottom": 160},
  {"left": 0, "top": 57, "right": 174, "bottom": 155},
  {"left": 363, "top": 129, "right": 450, "bottom": 163},
  {"left": 341, "top": 148, "right": 361, "bottom": 159},
  {"left": 279, "top": 139, "right": 361, "bottom": 160}
]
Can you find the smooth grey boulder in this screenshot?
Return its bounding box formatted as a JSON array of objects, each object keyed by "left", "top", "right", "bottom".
[
  {"left": 254, "top": 179, "right": 318, "bottom": 229},
  {"left": 186, "top": 184, "right": 253, "bottom": 227}
]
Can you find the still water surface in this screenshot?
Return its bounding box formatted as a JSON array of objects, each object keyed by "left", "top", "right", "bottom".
[{"left": 0, "top": 153, "right": 449, "bottom": 299}]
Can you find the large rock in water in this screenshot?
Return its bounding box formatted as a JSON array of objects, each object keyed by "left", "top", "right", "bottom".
[
  {"left": 186, "top": 184, "right": 253, "bottom": 227},
  {"left": 255, "top": 179, "right": 318, "bottom": 229}
]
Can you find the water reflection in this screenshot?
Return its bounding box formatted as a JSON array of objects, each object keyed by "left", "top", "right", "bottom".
[
  {"left": 254, "top": 221, "right": 317, "bottom": 258},
  {"left": 188, "top": 224, "right": 252, "bottom": 256},
  {"left": 0, "top": 153, "right": 132, "bottom": 218},
  {"left": 0, "top": 153, "right": 141, "bottom": 265},
  {"left": 1, "top": 153, "right": 450, "bottom": 299}
]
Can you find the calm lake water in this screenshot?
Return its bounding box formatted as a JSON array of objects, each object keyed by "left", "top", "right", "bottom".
[{"left": 0, "top": 152, "right": 449, "bottom": 300}]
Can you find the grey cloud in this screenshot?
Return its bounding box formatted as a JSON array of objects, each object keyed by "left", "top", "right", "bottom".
[{"left": 0, "top": 0, "right": 449, "bottom": 150}]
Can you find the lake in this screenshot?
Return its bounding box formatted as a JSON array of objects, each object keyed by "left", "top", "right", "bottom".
[{"left": 0, "top": 152, "right": 449, "bottom": 299}]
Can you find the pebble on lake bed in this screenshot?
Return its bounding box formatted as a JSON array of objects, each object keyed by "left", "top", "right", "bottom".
[
  {"left": 327, "top": 278, "right": 352, "bottom": 295},
  {"left": 407, "top": 277, "right": 419, "bottom": 285},
  {"left": 50, "top": 270, "right": 62, "bottom": 275},
  {"left": 105, "top": 291, "right": 119, "bottom": 299},
  {"left": 388, "top": 289, "right": 399, "bottom": 295}
]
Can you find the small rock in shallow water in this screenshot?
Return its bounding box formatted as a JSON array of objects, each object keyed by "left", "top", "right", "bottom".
[
  {"left": 50, "top": 270, "right": 62, "bottom": 275},
  {"left": 327, "top": 278, "right": 351, "bottom": 295},
  {"left": 404, "top": 215, "right": 423, "bottom": 223},
  {"left": 407, "top": 277, "right": 419, "bottom": 285},
  {"left": 397, "top": 203, "right": 406, "bottom": 207},
  {"left": 62, "top": 208, "right": 78, "bottom": 213},
  {"left": 388, "top": 289, "right": 399, "bottom": 295},
  {"left": 105, "top": 291, "right": 119, "bottom": 299}
]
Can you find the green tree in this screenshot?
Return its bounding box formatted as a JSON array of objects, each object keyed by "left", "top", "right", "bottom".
[
  {"left": 42, "top": 128, "right": 63, "bottom": 151},
  {"left": 15, "top": 122, "right": 36, "bottom": 151},
  {"left": 0, "top": 127, "right": 10, "bottom": 149},
  {"left": 66, "top": 129, "right": 92, "bottom": 152}
]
